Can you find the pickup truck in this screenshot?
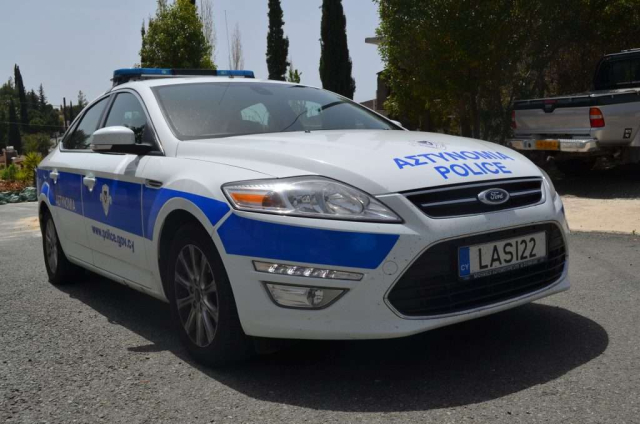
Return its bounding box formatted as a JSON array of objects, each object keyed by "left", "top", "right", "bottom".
[{"left": 509, "top": 49, "right": 640, "bottom": 174}]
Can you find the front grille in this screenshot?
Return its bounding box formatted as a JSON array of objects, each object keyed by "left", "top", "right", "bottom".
[
  {"left": 387, "top": 223, "right": 566, "bottom": 317},
  {"left": 404, "top": 178, "right": 543, "bottom": 218}
]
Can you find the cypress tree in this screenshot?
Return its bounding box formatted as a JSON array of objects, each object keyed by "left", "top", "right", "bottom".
[
  {"left": 14, "top": 65, "right": 28, "bottom": 131},
  {"left": 8, "top": 98, "right": 22, "bottom": 152},
  {"left": 319, "top": 0, "right": 355, "bottom": 99},
  {"left": 266, "top": 0, "right": 289, "bottom": 81},
  {"left": 0, "top": 109, "right": 6, "bottom": 149}
]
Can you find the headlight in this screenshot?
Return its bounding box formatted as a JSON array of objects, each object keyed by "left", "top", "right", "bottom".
[
  {"left": 538, "top": 167, "right": 557, "bottom": 200},
  {"left": 222, "top": 176, "right": 402, "bottom": 223}
]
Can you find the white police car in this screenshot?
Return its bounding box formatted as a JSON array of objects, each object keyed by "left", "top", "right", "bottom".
[{"left": 37, "top": 68, "right": 569, "bottom": 365}]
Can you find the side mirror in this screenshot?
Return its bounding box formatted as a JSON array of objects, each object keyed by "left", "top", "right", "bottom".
[
  {"left": 91, "top": 126, "right": 135, "bottom": 151},
  {"left": 91, "top": 126, "right": 153, "bottom": 154}
]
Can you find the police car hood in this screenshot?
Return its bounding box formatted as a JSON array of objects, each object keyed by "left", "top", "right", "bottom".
[{"left": 177, "top": 130, "right": 541, "bottom": 195}]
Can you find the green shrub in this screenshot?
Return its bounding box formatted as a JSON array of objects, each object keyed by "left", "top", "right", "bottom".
[
  {"left": 1, "top": 164, "right": 17, "bottom": 181},
  {"left": 22, "top": 152, "right": 42, "bottom": 185}
]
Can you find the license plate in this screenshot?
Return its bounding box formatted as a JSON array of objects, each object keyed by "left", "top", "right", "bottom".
[
  {"left": 535, "top": 140, "right": 560, "bottom": 150},
  {"left": 458, "top": 232, "right": 547, "bottom": 279}
]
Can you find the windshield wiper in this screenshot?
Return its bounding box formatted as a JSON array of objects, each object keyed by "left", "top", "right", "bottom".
[{"left": 278, "top": 100, "right": 346, "bottom": 132}]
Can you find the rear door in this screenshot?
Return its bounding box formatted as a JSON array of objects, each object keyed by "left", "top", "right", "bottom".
[
  {"left": 46, "top": 96, "right": 111, "bottom": 265},
  {"left": 81, "top": 91, "right": 157, "bottom": 289}
]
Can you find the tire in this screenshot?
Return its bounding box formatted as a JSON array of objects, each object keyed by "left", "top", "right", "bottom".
[
  {"left": 41, "top": 209, "right": 82, "bottom": 285},
  {"left": 166, "top": 222, "right": 253, "bottom": 366},
  {"left": 555, "top": 158, "right": 596, "bottom": 176}
]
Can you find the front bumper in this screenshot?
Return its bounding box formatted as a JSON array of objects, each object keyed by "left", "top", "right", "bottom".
[
  {"left": 216, "top": 188, "right": 570, "bottom": 340},
  {"left": 508, "top": 138, "right": 599, "bottom": 153}
]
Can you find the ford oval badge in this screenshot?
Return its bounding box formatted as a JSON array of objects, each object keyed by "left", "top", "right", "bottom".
[{"left": 478, "top": 188, "right": 510, "bottom": 205}]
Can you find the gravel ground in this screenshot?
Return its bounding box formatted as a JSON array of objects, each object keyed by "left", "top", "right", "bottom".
[{"left": 1, "top": 204, "right": 639, "bottom": 423}]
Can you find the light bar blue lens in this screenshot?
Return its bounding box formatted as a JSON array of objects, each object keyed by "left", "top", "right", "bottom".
[
  {"left": 113, "top": 68, "right": 172, "bottom": 77},
  {"left": 112, "top": 68, "right": 254, "bottom": 80},
  {"left": 215, "top": 70, "right": 255, "bottom": 78}
]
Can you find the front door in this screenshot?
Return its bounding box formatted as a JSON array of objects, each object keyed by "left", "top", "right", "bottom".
[{"left": 82, "top": 91, "right": 156, "bottom": 289}]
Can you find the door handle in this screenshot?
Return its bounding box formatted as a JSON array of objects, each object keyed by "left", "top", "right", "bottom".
[
  {"left": 50, "top": 170, "right": 59, "bottom": 184},
  {"left": 83, "top": 175, "right": 96, "bottom": 192}
]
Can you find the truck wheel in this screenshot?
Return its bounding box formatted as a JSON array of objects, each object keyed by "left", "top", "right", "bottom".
[
  {"left": 41, "top": 210, "right": 82, "bottom": 285},
  {"left": 555, "top": 158, "right": 596, "bottom": 176},
  {"left": 166, "top": 222, "right": 253, "bottom": 367}
]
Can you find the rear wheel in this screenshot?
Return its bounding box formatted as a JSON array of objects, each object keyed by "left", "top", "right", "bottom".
[
  {"left": 555, "top": 158, "right": 596, "bottom": 176},
  {"left": 166, "top": 223, "right": 252, "bottom": 366},
  {"left": 41, "top": 210, "right": 82, "bottom": 285}
]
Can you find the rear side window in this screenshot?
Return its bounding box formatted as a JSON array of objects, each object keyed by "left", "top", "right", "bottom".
[
  {"left": 104, "top": 92, "right": 151, "bottom": 144},
  {"left": 63, "top": 97, "right": 109, "bottom": 150},
  {"left": 594, "top": 56, "right": 640, "bottom": 90}
]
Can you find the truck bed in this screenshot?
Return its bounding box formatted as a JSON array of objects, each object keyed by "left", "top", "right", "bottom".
[{"left": 512, "top": 88, "right": 640, "bottom": 145}]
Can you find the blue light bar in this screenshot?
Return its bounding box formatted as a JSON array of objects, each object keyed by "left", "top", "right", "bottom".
[
  {"left": 215, "top": 70, "right": 255, "bottom": 78},
  {"left": 112, "top": 68, "right": 255, "bottom": 86}
]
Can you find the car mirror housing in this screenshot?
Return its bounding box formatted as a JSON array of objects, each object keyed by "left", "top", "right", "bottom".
[{"left": 91, "top": 126, "right": 153, "bottom": 155}]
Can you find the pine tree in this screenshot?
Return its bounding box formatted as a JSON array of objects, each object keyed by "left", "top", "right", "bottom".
[
  {"left": 8, "top": 98, "right": 22, "bottom": 152},
  {"left": 27, "top": 90, "right": 39, "bottom": 111},
  {"left": 38, "top": 84, "right": 47, "bottom": 112},
  {"left": 319, "top": 0, "right": 355, "bottom": 99},
  {"left": 14, "top": 65, "right": 29, "bottom": 131},
  {"left": 266, "top": 0, "right": 289, "bottom": 81},
  {"left": 77, "top": 91, "right": 87, "bottom": 109}
]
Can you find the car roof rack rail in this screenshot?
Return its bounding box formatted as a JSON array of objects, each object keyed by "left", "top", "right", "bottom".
[{"left": 112, "top": 68, "right": 255, "bottom": 86}]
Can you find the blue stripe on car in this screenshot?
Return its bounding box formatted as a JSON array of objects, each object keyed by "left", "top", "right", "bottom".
[
  {"left": 142, "top": 186, "right": 230, "bottom": 240},
  {"left": 83, "top": 177, "right": 144, "bottom": 236},
  {"left": 41, "top": 170, "right": 229, "bottom": 240},
  {"left": 54, "top": 171, "right": 83, "bottom": 213},
  {"left": 216, "top": 214, "right": 399, "bottom": 269}
]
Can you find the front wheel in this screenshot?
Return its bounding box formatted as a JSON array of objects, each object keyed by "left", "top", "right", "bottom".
[{"left": 166, "top": 223, "right": 252, "bottom": 366}]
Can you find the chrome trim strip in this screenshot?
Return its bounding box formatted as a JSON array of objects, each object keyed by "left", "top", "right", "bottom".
[
  {"left": 420, "top": 197, "right": 477, "bottom": 208},
  {"left": 404, "top": 177, "right": 542, "bottom": 197},
  {"left": 509, "top": 189, "right": 542, "bottom": 197}
]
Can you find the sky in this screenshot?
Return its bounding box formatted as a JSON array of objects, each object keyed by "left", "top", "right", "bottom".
[{"left": 0, "top": 0, "right": 383, "bottom": 108}]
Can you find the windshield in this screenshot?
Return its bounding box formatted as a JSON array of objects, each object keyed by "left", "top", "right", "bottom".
[
  {"left": 593, "top": 56, "right": 640, "bottom": 90},
  {"left": 152, "top": 82, "right": 398, "bottom": 140}
]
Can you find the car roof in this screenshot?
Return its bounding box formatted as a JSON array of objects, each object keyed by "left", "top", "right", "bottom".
[{"left": 110, "top": 77, "right": 310, "bottom": 92}]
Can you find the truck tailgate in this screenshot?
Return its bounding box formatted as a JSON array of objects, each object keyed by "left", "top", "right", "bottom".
[{"left": 515, "top": 105, "right": 591, "bottom": 135}]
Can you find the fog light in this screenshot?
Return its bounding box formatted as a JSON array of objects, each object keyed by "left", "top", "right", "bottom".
[
  {"left": 253, "top": 261, "right": 363, "bottom": 281},
  {"left": 264, "top": 283, "right": 346, "bottom": 309}
]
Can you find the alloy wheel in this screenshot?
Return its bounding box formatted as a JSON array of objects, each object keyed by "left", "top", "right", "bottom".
[
  {"left": 174, "top": 244, "right": 219, "bottom": 347},
  {"left": 45, "top": 219, "right": 58, "bottom": 274}
]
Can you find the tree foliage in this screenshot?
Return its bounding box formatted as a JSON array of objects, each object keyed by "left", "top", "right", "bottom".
[
  {"left": 266, "top": 0, "right": 290, "bottom": 81},
  {"left": 0, "top": 68, "right": 62, "bottom": 154},
  {"left": 8, "top": 98, "right": 21, "bottom": 152},
  {"left": 319, "top": 0, "right": 355, "bottom": 99},
  {"left": 287, "top": 66, "right": 302, "bottom": 83},
  {"left": 14, "top": 65, "right": 28, "bottom": 131},
  {"left": 140, "top": 0, "right": 214, "bottom": 69},
  {"left": 77, "top": 91, "right": 87, "bottom": 109},
  {"left": 230, "top": 23, "right": 244, "bottom": 70},
  {"left": 199, "top": 0, "right": 217, "bottom": 64},
  {"left": 376, "top": 0, "right": 640, "bottom": 141},
  {"left": 23, "top": 133, "right": 51, "bottom": 156}
]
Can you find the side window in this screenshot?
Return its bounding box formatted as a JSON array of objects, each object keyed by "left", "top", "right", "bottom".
[
  {"left": 104, "top": 92, "right": 151, "bottom": 144},
  {"left": 63, "top": 97, "right": 109, "bottom": 150}
]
